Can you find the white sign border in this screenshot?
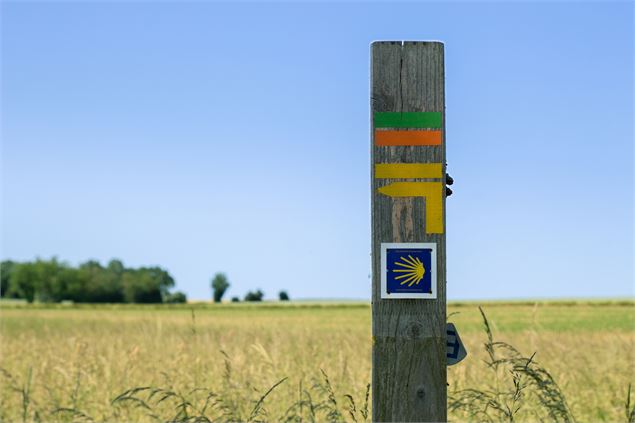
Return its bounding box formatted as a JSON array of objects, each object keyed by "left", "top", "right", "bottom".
[{"left": 380, "top": 242, "right": 437, "bottom": 299}]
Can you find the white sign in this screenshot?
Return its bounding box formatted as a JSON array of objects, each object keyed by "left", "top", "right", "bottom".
[{"left": 380, "top": 242, "right": 437, "bottom": 299}]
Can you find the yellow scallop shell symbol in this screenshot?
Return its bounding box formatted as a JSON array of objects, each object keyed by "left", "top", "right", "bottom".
[{"left": 393, "top": 255, "right": 425, "bottom": 287}]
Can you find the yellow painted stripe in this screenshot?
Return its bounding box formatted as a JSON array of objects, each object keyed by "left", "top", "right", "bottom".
[
  {"left": 378, "top": 182, "right": 444, "bottom": 234},
  {"left": 375, "top": 163, "right": 443, "bottom": 179}
]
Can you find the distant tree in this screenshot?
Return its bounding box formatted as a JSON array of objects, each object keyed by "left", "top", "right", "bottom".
[
  {"left": 59, "top": 266, "right": 84, "bottom": 302},
  {"left": 1, "top": 260, "right": 16, "bottom": 297},
  {"left": 107, "top": 259, "right": 125, "bottom": 276},
  {"left": 146, "top": 266, "right": 176, "bottom": 302},
  {"left": 279, "top": 290, "right": 290, "bottom": 301},
  {"left": 165, "top": 291, "right": 187, "bottom": 303},
  {"left": 77, "top": 260, "right": 123, "bottom": 303},
  {"left": 231, "top": 296, "right": 240, "bottom": 303},
  {"left": 211, "top": 273, "right": 230, "bottom": 303},
  {"left": 7, "top": 262, "right": 38, "bottom": 302},
  {"left": 244, "top": 289, "right": 264, "bottom": 302},
  {"left": 122, "top": 267, "right": 173, "bottom": 303},
  {"left": 32, "top": 257, "right": 67, "bottom": 302}
]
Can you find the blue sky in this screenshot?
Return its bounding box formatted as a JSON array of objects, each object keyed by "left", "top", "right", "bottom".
[{"left": 1, "top": 1, "right": 633, "bottom": 300}]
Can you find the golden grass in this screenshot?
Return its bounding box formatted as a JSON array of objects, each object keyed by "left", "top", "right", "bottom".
[{"left": 0, "top": 302, "right": 633, "bottom": 422}]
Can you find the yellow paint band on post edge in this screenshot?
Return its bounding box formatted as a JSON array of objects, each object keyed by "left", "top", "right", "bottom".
[
  {"left": 375, "top": 163, "right": 443, "bottom": 179},
  {"left": 378, "top": 182, "right": 444, "bottom": 234}
]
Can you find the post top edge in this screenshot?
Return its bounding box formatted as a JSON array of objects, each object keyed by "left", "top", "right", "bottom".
[{"left": 370, "top": 40, "right": 445, "bottom": 46}]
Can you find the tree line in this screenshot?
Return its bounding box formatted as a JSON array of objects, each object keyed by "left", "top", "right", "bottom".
[
  {"left": 210, "top": 272, "right": 289, "bottom": 303},
  {"left": 0, "top": 259, "right": 291, "bottom": 304},
  {"left": 0, "top": 258, "right": 186, "bottom": 303}
]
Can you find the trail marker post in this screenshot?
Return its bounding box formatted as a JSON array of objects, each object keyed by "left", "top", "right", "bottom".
[{"left": 371, "top": 41, "right": 447, "bottom": 422}]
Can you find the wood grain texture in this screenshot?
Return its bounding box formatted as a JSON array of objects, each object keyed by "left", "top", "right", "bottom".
[{"left": 371, "top": 41, "right": 447, "bottom": 422}]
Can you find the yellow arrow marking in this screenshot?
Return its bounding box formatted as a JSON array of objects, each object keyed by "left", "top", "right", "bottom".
[
  {"left": 378, "top": 182, "right": 444, "bottom": 234},
  {"left": 375, "top": 163, "right": 443, "bottom": 179}
]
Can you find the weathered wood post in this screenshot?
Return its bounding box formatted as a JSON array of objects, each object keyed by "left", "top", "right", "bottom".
[{"left": 371, "top": 41, "right": 447, "bottom": 422}]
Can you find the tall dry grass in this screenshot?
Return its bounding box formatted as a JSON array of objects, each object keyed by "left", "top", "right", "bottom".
[{"left": 0, "top": 302, "right": 633, "bottom": 422}]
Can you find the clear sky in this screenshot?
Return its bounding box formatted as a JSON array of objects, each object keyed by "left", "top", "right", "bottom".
[{"left": 1, "top": 1, "right": 633, "bottom": 301}]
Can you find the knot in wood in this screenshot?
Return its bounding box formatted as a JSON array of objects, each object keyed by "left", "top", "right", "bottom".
[{"left": 404, "top": 321, "right": 424, "bottom": 339}]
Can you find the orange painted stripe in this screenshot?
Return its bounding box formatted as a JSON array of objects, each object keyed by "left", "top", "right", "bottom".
[{"left": 375, "top": 130, "right": 442, "bottom": 146}]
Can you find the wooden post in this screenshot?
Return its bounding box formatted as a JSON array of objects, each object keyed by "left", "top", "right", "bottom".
[{"left": 371, "top": 41, "right": 447, "bottom": 422}]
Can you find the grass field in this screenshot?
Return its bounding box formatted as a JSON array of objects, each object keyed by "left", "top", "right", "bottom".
[{"left": 1, "top": 301, "right": 633, "bottom": 422}]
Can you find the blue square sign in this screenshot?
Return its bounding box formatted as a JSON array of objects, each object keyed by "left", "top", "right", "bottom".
[{"left": 381, "top": 243, "right": 437, "bottom": 299}]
